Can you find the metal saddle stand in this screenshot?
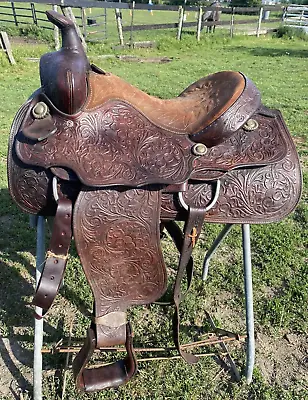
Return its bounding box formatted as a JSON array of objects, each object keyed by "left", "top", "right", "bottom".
[{"left": 31, "top": 216, "right": 255, "bottom": 400}]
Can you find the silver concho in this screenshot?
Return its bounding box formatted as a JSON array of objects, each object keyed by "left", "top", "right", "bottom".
[
  {"left": 192, "top": 143, "right": 207, "bottom": 156},
  {"left": 243, "top": 119, "right": 259, "bottom": 132},
  {"left": 32, "top": 102, "right": 49, "bottom": 119}
]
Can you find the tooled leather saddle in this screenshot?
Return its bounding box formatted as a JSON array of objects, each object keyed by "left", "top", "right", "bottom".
[{"left": 7, "top": 11, "right": 301, "bottom": 392}]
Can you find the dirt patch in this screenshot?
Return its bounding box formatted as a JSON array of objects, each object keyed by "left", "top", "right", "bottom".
[
  {"left": 10, "top": 37, "right": 42, "bottom": 46},
  {"left": 205, "top": 290, "right": 246, "bottom": 333},
  {"left": 204, "top": 291, "right": 308, "bottom": 389},
  {"left": 293, "top": 136, "right": 307, "bottom": 145},
  {"left": 117, "top": 55, "right": 173, "bottom": 63},
  {"left": 293, "top": 135, "right": 308, "bottom": 153},
  {"left": 0, "top": 295, "right": 82, "bottom": 399},
  {"left": 0, "top": 337, "right": 32, "bottom": 398},
  {"left": 256, "top": 331, "right": 308, "bottom": 388}
]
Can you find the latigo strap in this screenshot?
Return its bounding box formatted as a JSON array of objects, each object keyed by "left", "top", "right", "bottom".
[
  {"left": 172, "top": 207, "right": 207, "bottom": 364},
  {"left": 33, "top": 197, "right": 72, "bottom": 316}
]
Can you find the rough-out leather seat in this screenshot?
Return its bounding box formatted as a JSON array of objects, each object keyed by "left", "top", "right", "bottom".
[
  {"left": 80, "top": 66, "right": 259, "bottom": 149},
  {"left": 7, "top": 10, "right": 302, "bottom": 394},
  {"left": 85, "top": 68, "right": 247, "bottom": 141}
]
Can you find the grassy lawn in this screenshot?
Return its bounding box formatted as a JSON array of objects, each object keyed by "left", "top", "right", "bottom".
[{"left": 0, "top": 24, "right": 307, "bottom": 400}]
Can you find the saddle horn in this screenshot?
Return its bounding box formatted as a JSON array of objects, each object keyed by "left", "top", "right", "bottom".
[{"left": 39, "top": 11, "right": 90, "bottom": 114}]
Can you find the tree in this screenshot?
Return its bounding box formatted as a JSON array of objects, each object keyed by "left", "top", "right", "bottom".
[{"left": 230, "top": 0, "right": 262, "bottom": 7}]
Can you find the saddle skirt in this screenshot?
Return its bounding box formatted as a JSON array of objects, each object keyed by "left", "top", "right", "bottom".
[{"left": 7, "top": 10, "right": 302, "bottom": 393}]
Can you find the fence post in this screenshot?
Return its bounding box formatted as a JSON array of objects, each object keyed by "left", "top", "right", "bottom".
[
  {"left": 31, "top": 3, "right": 37, "bottom": 25},
  {"left": 11, "top": 2, "right": 18, "bottom": 27},
  {"left": 129, "top": 1, "right": 135, "bottom": 47},
  {"left": 0, "top": 31, "right": 16, "bottom": 64},
  {"left": 299, "top": 9, "right": 304, "bottom": 25},
  {"left": 177, "top": 6, "right": 184, "bottom": 40},
  {"left": 256, "top": 7, "right": 263, "bottom": 37},
  {"left": 230, "top": 7, "right": 235, "bottom": 37},
  {"left": 115, "top": 8, "right": 124, "bottom": 46},
  {"left": 196, "top": 6, "right": 202, "bottom": 41},
  {"left": 52, "top": 5, "right": 60, "bottom": 50},
  {"left": 81, "top": 8, "right": 87, "bottom": 39},
  {"left": 282, "top": 6, "right": 287, "bottom": 22}
]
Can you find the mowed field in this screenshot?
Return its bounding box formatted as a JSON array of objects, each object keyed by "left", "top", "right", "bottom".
[{"left": 0, "top": 21, "right": 307, "bottom": 400}]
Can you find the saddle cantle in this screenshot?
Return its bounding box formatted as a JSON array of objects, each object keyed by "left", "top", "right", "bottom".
[{"left": 7, "top": 11, "right": 302, "bottom": 393}]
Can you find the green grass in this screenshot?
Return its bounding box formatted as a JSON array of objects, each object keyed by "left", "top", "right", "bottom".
[{"left": 0, "top": 30, "right": 307, "bottom": 400}]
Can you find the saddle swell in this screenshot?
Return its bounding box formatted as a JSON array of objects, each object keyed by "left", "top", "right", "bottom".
[{"left": 7, "top": 10, "right": 302, "bottom": 394}]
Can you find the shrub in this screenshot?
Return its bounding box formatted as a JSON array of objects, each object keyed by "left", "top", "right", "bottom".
[
  {"left": 18, "top": 25, "right": 52, "bottom": 42},
  {"left": 0, "top": 23, "right": 53, "bottom": 43},
  {"left": 274, "top": 25, "right": 308, "bottom": 41}
]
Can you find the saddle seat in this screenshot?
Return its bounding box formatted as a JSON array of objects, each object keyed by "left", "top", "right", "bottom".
[{"left": 86, "top": 69, "right": 246, "bottom": 139}]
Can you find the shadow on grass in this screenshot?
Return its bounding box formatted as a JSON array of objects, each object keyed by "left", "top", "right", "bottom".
[
  {"left": 0, "top": 252, "right": 64, "bottom": 397},
  {"left": 230, "top": 45, "right": 308, "bottom": 58},
  {"left": 0, "top": 188, "right": 78, "bottom": 396}
]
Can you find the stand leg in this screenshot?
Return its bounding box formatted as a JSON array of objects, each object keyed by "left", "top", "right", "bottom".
[
  {"left": 205, "top": 312, "right": 241, "bottom": 381},
  {"left": 202, "top": 224, "right": 233, "bottom": 280},
  {"left": 33, "top": 216, "right": 45, "bottom": 400},
  {"left": 242, "top": 224, "right": 255, "bottom": 384}
]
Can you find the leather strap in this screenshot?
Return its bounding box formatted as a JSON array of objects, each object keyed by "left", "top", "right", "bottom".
[
  {"left": 172, "top": 207, "right": 206, "bottom": 364},
  {"left": 32, "top": 197, "right": 72, "bottom": 315},
  {"left": 73, "top": 323, "right": 137, "bottom": 392},
  {"left": 164, "top": 221, "right": 194, "bottom": 298},
  {"left": 155, "top": 221, "right": 194, "bottom": 306}
]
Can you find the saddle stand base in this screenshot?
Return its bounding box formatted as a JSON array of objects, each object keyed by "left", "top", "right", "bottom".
[{"left": 32, "top": 218, "right": 255, "bottom": 399}]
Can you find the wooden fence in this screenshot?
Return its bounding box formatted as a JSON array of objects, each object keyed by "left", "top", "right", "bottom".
[
  {"left": 283, "top": 4, "right": 308, "bottom": 32},
  {"left": 0, "top": 0, "right": 285, "bottom": 45},
  {"left": 0, "top": 2, "right": 84, "bottom": 30}
]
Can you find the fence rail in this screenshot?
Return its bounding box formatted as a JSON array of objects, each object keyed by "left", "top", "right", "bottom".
[
  {"left": 0, "top": 2, "right": 84, "bottom": 29},
  {"left": 0, "top": 1, "right": 285, "bottom": 44},
  {"left": 282, "top": 4, "right": 308, "bottom": 31},
  {"left": 0, "top": 0, "right": 285, "bottom": 12}
]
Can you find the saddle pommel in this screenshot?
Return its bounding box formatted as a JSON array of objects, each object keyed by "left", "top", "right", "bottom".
[{"left": 40, "top": 11, "right": 90, "bottom": 115}]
